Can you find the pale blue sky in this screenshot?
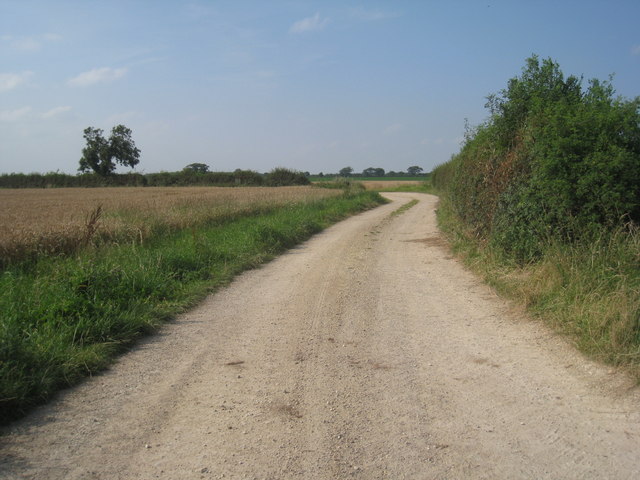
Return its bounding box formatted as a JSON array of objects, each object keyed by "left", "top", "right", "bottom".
[{"left": 1, "top": 0, "right": 639, "bottom": 175}]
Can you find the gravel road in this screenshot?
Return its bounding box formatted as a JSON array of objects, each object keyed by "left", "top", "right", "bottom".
[{"left": 2, "top": 192, "right": 639, "bottom": 479}]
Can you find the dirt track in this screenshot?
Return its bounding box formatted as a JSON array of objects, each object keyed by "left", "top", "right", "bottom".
[{"left": 2, "top": 192, "right": 639, "bottom": 479}]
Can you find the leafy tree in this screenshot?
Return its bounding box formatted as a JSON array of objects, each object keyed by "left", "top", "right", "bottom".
[
  {"left": 362, "top": 167, "right": 385, "bottom": 177},
  {"left": 264, "top": 167, "right": 310, "bottom": 186},
  {"left": 339, "top": 166, "right": 354, "bottom": 177},
  {"left": 78, "top": 125, "right": 141, "bottom": 176},
  {"left": 183, "top": 163, "right": 210, "bottom": 173},
  {"left": 407, "top": 166, "right": 423, "bottom": 175}
]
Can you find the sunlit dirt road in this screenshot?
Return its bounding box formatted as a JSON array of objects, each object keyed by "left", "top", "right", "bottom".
[{"left": 2, "top": 192, "right": 639, "bottom": 479}]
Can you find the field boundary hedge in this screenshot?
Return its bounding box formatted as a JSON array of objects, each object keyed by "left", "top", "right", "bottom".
[
  {"left": 0, "top": 168, "right": 311, "bottom": 189},
  {"left": 431, "top": 56, "right": 640, "bottom": 377}
]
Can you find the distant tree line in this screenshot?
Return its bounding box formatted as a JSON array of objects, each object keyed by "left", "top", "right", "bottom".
[
  {"left": 1, "top": 121, "right": 422, "bottom": 188},
  {"left": 0, "top": 168, "right": 310, "bottom": 189},
  {"left": 318, "top": 166, "right": 425, "bottom": 178},
  {"left": 0, "top": 124, "right": 313, "bottom": 189}
]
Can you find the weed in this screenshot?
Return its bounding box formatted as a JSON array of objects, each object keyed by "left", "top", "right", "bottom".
[{"left": 391, "top": 199, "right": 419, "bottom": 217}]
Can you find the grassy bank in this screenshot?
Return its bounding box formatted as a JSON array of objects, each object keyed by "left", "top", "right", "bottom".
[
  {"left": 431, "top": 56, "right": 639, "bottom": 377},
  {"left": 0, "top": 189, "right": 385, "bottom": 424},
  {"left": 436, "top": 194, "right": 640, "bottom": 377}
]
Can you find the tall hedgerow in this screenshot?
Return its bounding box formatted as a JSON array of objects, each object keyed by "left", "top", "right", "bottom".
[
  {"left": 264, "top": 168, "right": 310, "bottom": 186},
  {"left": 433, "top": 55, "right": 640, "bottom": 261}
]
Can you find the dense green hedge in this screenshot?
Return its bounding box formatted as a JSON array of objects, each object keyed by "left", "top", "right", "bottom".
[
  {"left": 0, "top": 172, "right": 148, "bottom": 188},
  {"left": 0, "top": 168, "right": 310, "bottom": 189},
  {"left": 263, "top": 167, "right": 311, "bottom": 186},
  {"left": 432, "top": 55, "right": 640, "bottom": 261}
]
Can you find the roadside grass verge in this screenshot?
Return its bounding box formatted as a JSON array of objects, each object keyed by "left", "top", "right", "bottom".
[
  {"left": 0, "top": 190, "right": 385, "bottom": 424},
  {"left": 390, "top": 199, "right": 419, "bottom": 217},
  {"left": 0, "top": 186, "right": 340, "bottom": 269},
  {"left": 436, "top": 195, "right": 640, "bottom": 378}
]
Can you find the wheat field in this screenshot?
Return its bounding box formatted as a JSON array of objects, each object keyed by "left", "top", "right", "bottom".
[{"left": 0, "top": 186, "right": 339, "bottom": 265}]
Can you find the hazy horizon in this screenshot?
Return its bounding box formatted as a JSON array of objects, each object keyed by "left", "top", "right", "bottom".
[{"left": 1, "top": 0, "right": 639, "bottom": 175}]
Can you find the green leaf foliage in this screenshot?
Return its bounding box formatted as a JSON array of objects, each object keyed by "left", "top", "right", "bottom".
[
  {"left": 264, "top": 168, "right": 310, "bottom": 186},
  {"left": 78, "top": 124, "right": 141, "bottom": 176},
  {"left": 433, "top": 55, "right": 640, "bottom": 262}
]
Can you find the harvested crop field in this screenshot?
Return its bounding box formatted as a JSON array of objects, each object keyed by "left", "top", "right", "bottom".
[{"left": 0, "top": 186, "right": 340, "bottom": 265}]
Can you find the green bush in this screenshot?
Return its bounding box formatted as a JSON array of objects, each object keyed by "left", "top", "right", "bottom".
[
  {"left": 264, "top": 168, "right": 310, "bottom": 186},
  {"left": 433, "top": 55, "right": 640, "bottom": 261}
]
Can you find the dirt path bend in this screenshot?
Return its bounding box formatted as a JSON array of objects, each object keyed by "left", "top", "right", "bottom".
[{"left": 2, "top": 193, "right": 639, "bottom": 479}]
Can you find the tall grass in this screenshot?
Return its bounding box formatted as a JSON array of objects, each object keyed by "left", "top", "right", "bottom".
[
  {"left": 0, "top": 189, "right": 385, "bottom": 424},
  {"left": 436, "top": 195, "right": 640, "bottom": 375}
]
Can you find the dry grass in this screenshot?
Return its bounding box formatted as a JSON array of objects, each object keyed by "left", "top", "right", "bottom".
[{"left": 0, "top": 186, "right": 339, "bottom": 265}]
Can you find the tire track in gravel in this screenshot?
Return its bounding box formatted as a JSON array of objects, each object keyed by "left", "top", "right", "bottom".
[{"left": 1, "top": 192, "right": 639, "bottom": 479}]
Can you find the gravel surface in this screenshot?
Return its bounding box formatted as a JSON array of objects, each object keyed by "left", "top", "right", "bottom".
[{"left": 2, "top": 192, "right": 639, "bottom": 479}]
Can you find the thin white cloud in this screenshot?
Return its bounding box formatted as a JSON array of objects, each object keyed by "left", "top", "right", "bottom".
[
  {"left": 256, "top": 70, "right": 276, "bottom": 79},
  {"left": 290, "top": 13, "right": 329, "bottom": 34},
  {"left": 40, "top": 106, "right": 72, "bottom": 119},
  {"left": 12, "top": 37, "right": 41, "bottom": 51},
  {"left": 184, "top": 2, "right": 216, "bottom": 20},
  {"left": 384, "top": 123, "right": 403, "bottom": 134},
  {"left": 2, "top": 33, "right": 62, "bottom": 52},
  {"left": 349, "top": 7, "right": 401, "bottom": 22},
  {"left": 632, "top": 45, "right": 640, "bottom": 56},
  {"left": 0, "top": 106, "right": 32, "bottom": 122},
  {"left": 0, "top": 71, "right": 33, "bottom": 92},
  {"left": 68, "top": 67, "right": 127, "bottom": 87},
  {"left": 105, "top": 111, "right": 140, "bottom": 125},
  {"left": 43, "top": 33, "right": 63, "bottom": 42}
]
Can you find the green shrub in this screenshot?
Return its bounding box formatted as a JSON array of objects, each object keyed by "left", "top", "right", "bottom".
[
  {"left": 433, "top": 55, "right": 640, "bottom": 261},
  {"left": 264, "top": 168, "right": 310, "bottom": 186}
]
